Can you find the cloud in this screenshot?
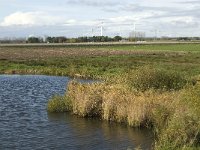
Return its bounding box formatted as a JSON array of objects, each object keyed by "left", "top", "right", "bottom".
[
  {"left": 121, "top": 4, "right": 167, "bottom": 12},
  {"left": 160, "top": 16, "right": 199, "bottom": 28},
  {"left": 0, "top": 11, "right": 62, "bottom": 26},
  {"left": 66, "top": 0, "right": 121, "bottom": 7},
  {"left": 178, "top": 0, "right": 200, "bottom": 4}
]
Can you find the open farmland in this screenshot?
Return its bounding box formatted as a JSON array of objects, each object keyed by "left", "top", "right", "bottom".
[
  {"left": 0, "top": 43, "right": 200, "bottom": 78},
  {"left": 1, "top": 42, "right": 200, "bottom": 60}
]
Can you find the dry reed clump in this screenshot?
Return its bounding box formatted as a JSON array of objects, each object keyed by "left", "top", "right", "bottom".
[
  {"left": 67, "top": 81, "right": 105, "bottom": 117},
  {"left": 66, "top": 81, "right": 178, "bottom": 128}
]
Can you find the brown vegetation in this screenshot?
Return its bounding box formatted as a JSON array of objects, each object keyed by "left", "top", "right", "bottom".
[{"left": 0, "top": 45, "right": 186, "bottom": 61}]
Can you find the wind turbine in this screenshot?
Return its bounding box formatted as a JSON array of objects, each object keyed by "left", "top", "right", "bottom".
[
  {"left": 96, "top": 20, "right": 106, "bottom": 36},
  {"left": 100, "top": 21, "right": 104, "bottom": 36},
  {"left": 129, "top": 22, "right": 141, "bottom": 41},
  {"left": 92, "top": 28, "right": 94, "bottom": 37},
  {"left": 117, "top": 26, "right": 122, "bottom": 37},
  {"left": 151, "top": 29, "right": 160, "bottom": 40}
]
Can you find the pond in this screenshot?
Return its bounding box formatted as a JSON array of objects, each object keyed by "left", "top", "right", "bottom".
[{"left": 0, "top": 75, "right": 153, "bottom": 150}]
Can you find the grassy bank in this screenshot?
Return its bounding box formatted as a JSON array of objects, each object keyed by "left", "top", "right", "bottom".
[{"left": 1, "top": 43, "right": 200, "bottom": 149}]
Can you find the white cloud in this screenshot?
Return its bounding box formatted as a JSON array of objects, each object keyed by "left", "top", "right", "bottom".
[
  {"left": 64, "top": 19, "right": 77, "bottom": 26},
  {"left": 0, "top": 11, "right": 62, "bottom": 26},
  {"left": 108, "top": 12, "right": 156, "bottom": 23},
  {"left": 160, "top": 16, "right": 199, "bottom": 27},
  {"left": 63, "top": 19, "right": 101, "bottom": 27},
  {"left": 66, "top": 0, "right": 121, "bottom": 7}
]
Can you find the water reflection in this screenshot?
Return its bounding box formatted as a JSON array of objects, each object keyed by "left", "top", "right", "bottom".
[{"left": 48, "top": 113, "right": 154, "bottom": 150}]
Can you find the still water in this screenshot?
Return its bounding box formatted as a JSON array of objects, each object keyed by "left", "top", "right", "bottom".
[{"left": 0, "top": 75, "right": 153, "bottom": 150}]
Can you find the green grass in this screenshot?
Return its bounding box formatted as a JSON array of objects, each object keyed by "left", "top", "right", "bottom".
[
  {"left": 1, "top": 52, "right": 200, "bottom": 79},
  {"left": 107, "top": 43, "right": 200, "bottom": 52},
  {"left": 47, "top": 95, "right": 72, "bottom": 113}
]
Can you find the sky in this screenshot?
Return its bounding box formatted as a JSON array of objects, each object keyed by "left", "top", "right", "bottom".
[{"left": 0, "top": 0, "right": 200, "bottom": 38}]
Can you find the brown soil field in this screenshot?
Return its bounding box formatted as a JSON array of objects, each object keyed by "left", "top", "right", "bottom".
[{"left": 0, "top": 45, "right": 186, "bottom": 60}]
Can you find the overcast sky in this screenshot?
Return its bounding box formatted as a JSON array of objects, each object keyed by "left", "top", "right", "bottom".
[{"left": 0, "top": 0, "right": 200, "bottom": 38}]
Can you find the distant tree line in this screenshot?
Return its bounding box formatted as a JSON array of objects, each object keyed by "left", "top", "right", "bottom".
[
  {"left": 0, "top": 38, "right": 26, "bottom": 44},
  {"left": 0, "top": 36, "right": 200, "bottom": 44},
  {"left": 44, "top": 36, "right": 123, "bottom": 43},
  {"left": 25, "top": 36, "right": 200, "bottom": 43}
]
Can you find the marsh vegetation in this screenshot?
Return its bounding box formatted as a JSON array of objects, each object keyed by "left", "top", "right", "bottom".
[{"left": 1, "top": 43, "right": 200, "bottom": 149}]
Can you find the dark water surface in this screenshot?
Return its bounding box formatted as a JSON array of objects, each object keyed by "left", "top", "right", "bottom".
[{"left": 0, "top": 75, "right": 153, "bottom": 150}]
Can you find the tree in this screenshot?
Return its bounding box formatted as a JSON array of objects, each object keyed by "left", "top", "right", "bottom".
[
  {"left": 27, "top": 37, "right": 43, "bottom": 43},
  {"left": 114, "top": 36, "right": 122, "bottom": 42}
]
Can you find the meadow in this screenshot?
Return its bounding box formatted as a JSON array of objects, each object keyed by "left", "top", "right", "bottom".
[{"left": 1, "top": 43, "right": 200, "bottom": 149}]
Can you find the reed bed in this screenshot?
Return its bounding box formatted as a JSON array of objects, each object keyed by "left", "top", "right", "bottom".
[
  {"left": 65, "top": 81, "right": 178, "bottom": 128},
  {"left": 47, "top": 67, "right": 200, "bottom": 149}
]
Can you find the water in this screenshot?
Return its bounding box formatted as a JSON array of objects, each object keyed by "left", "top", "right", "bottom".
[{"left": 0, "top": 75, "right": 153, "bottom": 150}]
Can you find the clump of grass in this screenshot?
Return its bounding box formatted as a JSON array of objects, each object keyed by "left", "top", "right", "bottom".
[
  {"left": 67, "top": 81, "right": 104, "bottom": 117},
  {"left": 64, "top": 80, "right": 178, "bottom": 128},
  {"left": 47, "top": 95, "right": 72, "bottom": 113},
  {"left": 128, "top": 66, "right": 188, "bottom": 91}
]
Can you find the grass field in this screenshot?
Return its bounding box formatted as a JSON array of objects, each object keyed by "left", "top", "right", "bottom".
[
  {"left": 1, "top": 43, "right": 200, "bottom": 78},
  {"left": 1, "top": 43, "right": 200, "bottom": 149}
]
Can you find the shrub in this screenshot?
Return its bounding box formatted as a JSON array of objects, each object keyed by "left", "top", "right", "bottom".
[{"left": 128, "top": 66, "right": 188, "bottom": 91}]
